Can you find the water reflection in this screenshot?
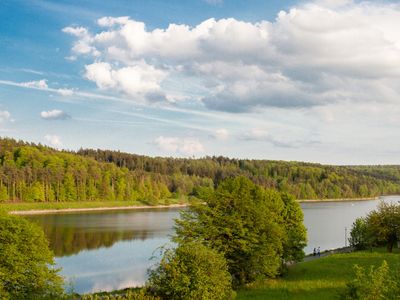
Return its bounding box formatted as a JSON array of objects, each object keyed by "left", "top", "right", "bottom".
[{"left": 28, "top": 208, "right": 180, "bottom": 257}]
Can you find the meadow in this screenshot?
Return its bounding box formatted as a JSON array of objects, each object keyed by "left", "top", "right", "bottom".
[{"left": 238, "top": 248, "right": 400, "bottom": 300}]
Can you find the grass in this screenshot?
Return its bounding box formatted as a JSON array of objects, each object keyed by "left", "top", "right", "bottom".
[
  {"left": 237, "top": 248, "right": 400, "bottom": 300},
  {"left": 0, "top": 197, "right": 189, "bottom": 212}
]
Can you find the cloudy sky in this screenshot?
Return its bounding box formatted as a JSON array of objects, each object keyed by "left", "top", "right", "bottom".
[{"left": 1, "top": 0, "right": 400, "bottom": 164}]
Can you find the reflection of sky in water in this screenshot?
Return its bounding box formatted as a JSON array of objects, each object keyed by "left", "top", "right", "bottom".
[
  {"left": 58, "top": 238, "right": 171, "bottom": 293},
  {"left": 302, "top": 196, "right": 400, "bottom": 253},
  {"left": 27, "top": 196, "right": 400, "bottom": 294}
]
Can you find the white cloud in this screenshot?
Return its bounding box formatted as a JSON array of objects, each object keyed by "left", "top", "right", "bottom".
[
  {"left": 154, "top": 136, "right": 179, "bottom": 152},
  {"left": 63, "top": 2, "right": 400, "bottom": 112},
  {"left": 154, "top": 136, "right": 204, "bottom": 155},
  {"left": 57, "top": 88, "right": 74, "bottom": 96},
  {"left": 44, "top": 134, "right": 62, "bottom": 147},
  {"left": 214, "top": 128, "right": 229, "bottom": 140},
  {"left": 41, "top": 109, "right": 70, "bottom": 120},
  {"left": 21, "top": 79, "right": 48, "bottom": 89},
  {"left": 84, "top": 61, "right": 167, "bottom": 101},
  {"left": 0, "top": 110, "right": 11, "bottom": 122}
]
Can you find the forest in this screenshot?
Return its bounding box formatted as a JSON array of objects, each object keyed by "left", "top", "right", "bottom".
[{"left": 1, "top": 137, "right": 400, "bottom": 203}]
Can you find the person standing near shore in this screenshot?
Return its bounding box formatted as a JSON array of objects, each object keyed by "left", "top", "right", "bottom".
[
  {"left": 317, "top": 247, "right": 320, "bottom": 257},
  {"left": 313, "top": 248, "right": 316, "bottom": 256}
]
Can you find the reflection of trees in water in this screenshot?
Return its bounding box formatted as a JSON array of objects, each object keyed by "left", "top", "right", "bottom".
[{"left": 40, "top": 226, "right": 152, "bottom": 257}]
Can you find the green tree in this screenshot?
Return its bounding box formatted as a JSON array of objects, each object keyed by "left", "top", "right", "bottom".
[
  {"left": 366, "top": 202, "right": 400, "bottom": 252},
  {"left": 175, "top": 177, "right": 305, "bottom": 286},
  {"left": 147, "top": 242, "right": 234, "bottom": 300},
  {"left": 349, "top": 217, "right": 370, "bottom": 250},
  {"left": 281, "top": 192, "right": 307, "bottom": 262},
  {"left": 0, "top": 213, "right": 64, "bottom": 299},
  {"left": 0, "top": 185, "right": 8, "bottom": 202}
]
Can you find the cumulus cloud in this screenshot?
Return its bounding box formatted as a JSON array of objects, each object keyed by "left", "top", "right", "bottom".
[
  {"left": 44, "top": 134, "right": 62, "bottom": 147},
  {"left": 84, "top": 61, "right": 167, "bottom": 101},
  {"left": 63, "top": 1, "right": 400, "bottom": 111},
  {"left": 41, "top": 109, "right": 71, "bottom": 120},
  {"left": 154, "top": 136, "right": 204, "bottom": 155}
]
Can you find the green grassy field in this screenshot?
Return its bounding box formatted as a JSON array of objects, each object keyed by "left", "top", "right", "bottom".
[
  {"left": 0, "top": 198, "right": 189, "bottom": 212},
  {"left": 237, "top": 248, "right": 400, "bottom": 300}
]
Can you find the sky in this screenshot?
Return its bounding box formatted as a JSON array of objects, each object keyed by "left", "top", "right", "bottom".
[{"left": 1, "top": 0, "right": 400, "bottom": 165}]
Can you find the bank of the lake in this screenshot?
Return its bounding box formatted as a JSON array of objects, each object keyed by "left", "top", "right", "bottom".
[
  {"left": 3, "top": 195, "right": 385, "bottom": 215},
  {"left": 237, "top": 248, "right": 400, "bottom": 300},
  {"left": 1, "top": 199, "right": 190, "bottom": 214},
  {"left": 297, "top": 196, "right": 379, "bottom": 203}
]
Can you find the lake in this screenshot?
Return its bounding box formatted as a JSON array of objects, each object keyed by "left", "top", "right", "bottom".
[{"left": 26, "top": 195, "right": 400, "bottom": 294}]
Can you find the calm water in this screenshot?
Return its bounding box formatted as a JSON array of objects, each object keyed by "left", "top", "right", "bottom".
[{"left": 26, "top": 196, "right": 400, "bottom": 294}]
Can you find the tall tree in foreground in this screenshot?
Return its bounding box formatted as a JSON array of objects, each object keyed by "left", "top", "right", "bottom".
[
  {"left": 0, "top": 212, "right": 64, "bottom": 299},
  {"left": 174, "top": 176, "right": 307, "bottom": 286}
]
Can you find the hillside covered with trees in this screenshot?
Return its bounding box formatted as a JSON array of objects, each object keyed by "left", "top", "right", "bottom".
[{"left": 1, "top": 137, "right": 400, "bottom": 203}]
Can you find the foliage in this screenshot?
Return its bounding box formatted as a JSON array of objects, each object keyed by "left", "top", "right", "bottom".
[
  {"left": 340, "top": 260, "right": 400, "bottom": 300},
  {"left": 365, "top": 202, "right": 400, "bottom": 252},
  {"left": 79, "top": 289, "right": 160, "bottom": 300},
  {"left": 147, "top": 242, "right": 235, "bottom": 300},
  {"left": 1, "top": 137, "right": 400, "bottom": 204},
  {"left": 349, "top": 217, "right": 370, "bottom": 250},
  {"left": 174, "top": 177, "right": 306, "bottom": 286},
  {"left": 0, "top": 212, "right": 64, "bottom": 299}
]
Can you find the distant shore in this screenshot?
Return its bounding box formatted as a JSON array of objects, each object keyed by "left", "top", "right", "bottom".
[
  {"left": 297, "top": 196, "right": 379, "bottom": 203},
  {"left": 4, "top": 197, "right": 388, "bottom": 215},
  {"left": 9, "top": 203, "right": 189, "bottom": 215}
]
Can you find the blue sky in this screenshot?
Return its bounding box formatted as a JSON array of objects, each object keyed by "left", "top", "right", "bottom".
[{"left": 1, "top": 0, "right": 400, "bottom": 164}]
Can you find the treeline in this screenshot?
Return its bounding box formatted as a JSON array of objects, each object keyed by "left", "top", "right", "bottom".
[
  {"left": 0, "top": 138, "right": 212, "bottom": 203},
  {"left": 77, "top": 147, "right": 400, "bottom": 199},
  {"left": 1, "top": 137, "right": 400, "bottom": 203}
]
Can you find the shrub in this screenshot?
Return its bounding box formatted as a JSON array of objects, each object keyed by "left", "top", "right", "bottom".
[{"left": 147, "top": 242, "right": 235, "bottom": 300}]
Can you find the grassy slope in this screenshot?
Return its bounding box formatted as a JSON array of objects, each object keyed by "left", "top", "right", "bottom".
[{"left": 238, "top": 249, "right": 400, "bottom": 300}]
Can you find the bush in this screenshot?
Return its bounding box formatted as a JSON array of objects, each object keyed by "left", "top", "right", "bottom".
[
  {"left": 147, "top": 242, "right": 235, "bottom": 300},
  {"left": 0, "top": 213, "right": 64, "bottom": 299},
  {"left": 340, "top": 260, "right": 400, "bottom": 300}
]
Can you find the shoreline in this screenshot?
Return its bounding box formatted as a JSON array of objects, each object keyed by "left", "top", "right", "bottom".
[
  {"left": 6, "top": 195, "right": 388, "bottom": 215},
  {"left": 297, "top": 196, "right": 379, "bottom": 203},
  {"left": 9, "top": 203, "right": 189, "bottom": 215}
]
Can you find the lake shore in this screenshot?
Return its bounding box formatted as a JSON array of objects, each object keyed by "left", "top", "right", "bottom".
[
  {"left": 9, "top": 203, "right": 189, "bottom": 215},
  {"left": 5, "top": 196, "right": 383, "bottom": 215},
  {"left": 297, "top": 196, "right": 379, "bottom": 203}
]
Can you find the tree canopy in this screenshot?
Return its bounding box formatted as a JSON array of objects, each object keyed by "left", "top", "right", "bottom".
[
  {"left": 349, "top": 202, "right": 400, "bottom": 252},
  {"left": 0, "top": 212, "right": 64, "bottom": 299},
  {"left": 1, "top": 137, "right": 400, "bottom": 204},
  {"left": 174, "top": 177, "right": 307, "bottom": 286}
]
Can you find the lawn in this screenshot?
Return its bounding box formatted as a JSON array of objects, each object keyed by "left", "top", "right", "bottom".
[{"left": 237, "top": 248, "right": 400, "bottom": 300}]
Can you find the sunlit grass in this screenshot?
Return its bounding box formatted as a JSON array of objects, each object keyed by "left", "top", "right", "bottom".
[{"left": 238, "top": 249, "right": 400, "bottom": 300}]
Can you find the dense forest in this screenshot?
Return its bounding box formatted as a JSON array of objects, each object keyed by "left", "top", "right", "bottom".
[{"left": 1, "top": 137, "right": 400, "bottom": 203}]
